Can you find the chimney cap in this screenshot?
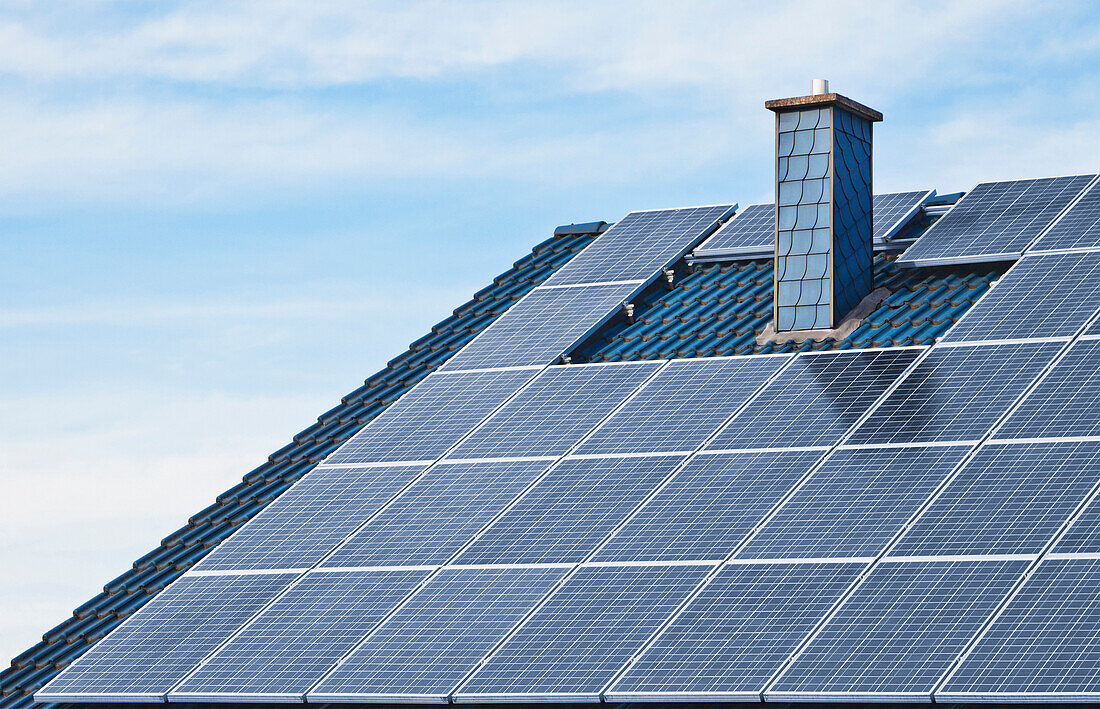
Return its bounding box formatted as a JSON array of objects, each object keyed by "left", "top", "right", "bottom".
[
  {"left": 811, "top": 79, "right": 829, "bottom": 95},
  {"left": 765, "top": 91, "right": 882, "bottom": 123}
]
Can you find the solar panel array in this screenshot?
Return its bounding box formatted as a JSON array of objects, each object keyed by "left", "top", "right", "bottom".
[
  {"left": 40, "top": 181, "right": 1100, "bottom": 706},
  {"left": 1031, "top": 177, "right": 1100, "bottom": 252},
  {"left": 898, "top": 174, "right": 1096, "bottom": 267}
]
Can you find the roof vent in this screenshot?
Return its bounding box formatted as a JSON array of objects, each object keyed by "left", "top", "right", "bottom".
[{"left": 811, "top": 78, "right": 829, "bottom": 96}]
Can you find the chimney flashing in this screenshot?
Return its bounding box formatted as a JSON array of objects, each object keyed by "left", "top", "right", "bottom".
[{"left": 765, "top": 93, "right": 883, "bottom": 123}]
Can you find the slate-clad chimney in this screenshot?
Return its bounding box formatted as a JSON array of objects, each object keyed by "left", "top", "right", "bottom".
[{"left": 766, "top": 81, "right": 882, "bottom": 331}]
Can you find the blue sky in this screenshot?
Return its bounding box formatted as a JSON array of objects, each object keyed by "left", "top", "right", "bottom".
[{"left": 4, "top": 0, "right": 1100, "bottom": 663}]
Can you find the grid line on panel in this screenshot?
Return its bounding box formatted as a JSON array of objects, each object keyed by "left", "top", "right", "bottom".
[
  {"left": 847, "top": 341, "right": 1063, "bottom": 445},
  {"left": 307, "top": 567, "right": 570, "bottom": 701},
  {"left": 898, "top": 174, "right": 1096, "bottom": 266},
  {"left": 736, "top": 445, "right": 972, "bottom": 560},
  {"left": 890, "top": 441, "right": 1100, "bottom": 557},
  {"left": 324, "top": 368, "right": 542, "bottom": 465},
  {"left": 943, "top": 252, "right": 1100, "bottom": 343},
  {"left": 319, "top": 459, "right": 555, "bottom": 568},
  {"left": 36, "top": 573, "right": 298, "bottom": 702},
  {"left": 704, "top": 348, "right": 923, "bottom": 450},
  {"left": 996, "top": 339, "right": 1100, "bottom": 439},
  {"left": 544, "top": 205, "right": 734, "bottom": 286},
  {"left": 575, "top": 356, "right": 790, "bottom": 455},
  {"left": 454, "top": 564, "right": 713, "bottom": 700},
  {"left": 169, "top": 569, "right": 431, "bottom": 700},
  {"left": 606, "top": 561, "right": 868, "bottom": 699},
  {"left": 764, "top": 558, "right": 1031, "bottom": 699},
  {"left": 1030, "top": 175, "right": 1100, "bottom": 252},
  {"left": 447, "top": 361, "right": 663, "bottom": 459},
  {"left": 440, "top": 281, "right": 639, "bottom": 371}
]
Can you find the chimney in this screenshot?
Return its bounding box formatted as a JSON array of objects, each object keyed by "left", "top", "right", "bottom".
[{"left": 766, "top": 80, "right": 882, "bottom": 331}]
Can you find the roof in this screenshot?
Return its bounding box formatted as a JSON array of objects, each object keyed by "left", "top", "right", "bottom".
[{"left": 9, "top": 184, "right": 1097, "bottom": 706}]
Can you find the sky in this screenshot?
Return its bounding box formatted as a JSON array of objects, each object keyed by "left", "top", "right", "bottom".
[{"left": 3, "top": 0, "right": 1100, "bottom": 664}]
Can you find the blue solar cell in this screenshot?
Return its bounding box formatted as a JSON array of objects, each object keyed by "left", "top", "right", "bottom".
[
  {"left": 766, "top": 559, "right": 1029, "bottom": 700},
  {"left": 608, "top": 562, "right": 866, "bottom": 699},
  {"left": 544, "top": 205, "right": 734, "bottom": 286},
  {"left": 892, "top": 441, "right": 1100, "bottom": 557},
  {"left": 440, "top": 282, "right": 640, "bottom": 371},
  {"left": 1030, "top": 177, "right": 1100, "bottom": 252},
  {"left": 997, "top": 340, "right": 1100, "bottom": 439},
  {"left": 694, "top": 203, "right": 774, "bottom": 254},
  {"left": 454, "top": 454, "right": 687, "bottom": 565},
  {"left": 169, "top": 569, "right": 430, "bottom": 701},
  {"left": 938, "top": 557, "right": 1100, "bottom": 701},
  {"left": 705, "top": 348, "right": 921, "bottom": 450},
  {"left": 942, "top": 252, "right": 1100, "bottom": 343},
  {"left": 307, "top": 567, "right": 568, "bottom": 702},
  {"left": 593, "top": 450, "right": 825, "bottom": 564},
  {"left": 847, "top": 342, "right": 1062, "bottom": 445},
  {"left": 320, "top": 459, "right": 553, "bottom": 568},
  {"left": 898, "top": 175, "right": 1095, "bottom": 266},
  {"left": 455, "top": 564, "right": 712, "bottom": 702},
  {"left": 447, "top": 362, "right": 661, "bottom": 460},
  {"left": 575, "top": 355, "right": 790, "bottom": 455},
  {"left": 35, "top": 573, "right": 297, "bottom": 702},
  {"left": 195, "top": 464, "right": 426, "bottom": 572},
  {"left": 737, "top": 445, "right": 970, "bottom": 560},
  {"left": 324, "top": 368, "right": 539, "bottom": 465}
]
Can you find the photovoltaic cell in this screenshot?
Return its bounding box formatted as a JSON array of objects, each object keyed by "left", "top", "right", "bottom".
[
  {"left": 324, "top": 368, "right": 539, "bottom": 465},
  {"left": 544, "top": 205, "right": 734, "bottom": 286},
  {"left": 942, "top": 252, "right": 1100, "bottom": 343},
  {"left": 1030, "top": 177, "right": 1100, "bottom": 252},
  {"left": 455, "top": 564, "right": 712, "bottom": 702},
  {"left": 892, "top": 441, "right": 1100, "bottom": 557},
  {"left": 705, "top": 348, "right": 921, "bottom": 450},
  {"left": 608, "top": 562, "right": 866, "bottom": 699},
  {"left": 897, "top": 174, "right": 1095, "bottom": 266},
  {"left": 847, "top": 342, "right": 1062, "bottom": 445},
  {"left": 694, "top": 203, "right": 774, "bottom": 254},
  {"left": 319, "top": 459, "right": 553, "bottom": 568},
  {"left": 454, "top": 454, "right": 686, "bottom": 565},
  {"left": 447, "top": 362, "right": 660, "bottom": 460},
  {"left": 872, "top": 190, "right": 934, "bottom": 242},
  {"left": 593, "top": 450, "right": 823, "bottom": 564},
  {"left": 767, "top": 559, "right": 1030, "bottom": 700},
  {"left": 939, "top": 557, "right": 1100, "bottom": 701},
  {"left": 308, "top": 567, "right": 568, "bottom": 702},
  {"left": 35, "top": 573, "right": 297, "bottom": 702},
  {"left": 170, "top": 569, "right": 430, "bottom": 701},
  {"left": 575, "top": 355, "right": 790, "bottom": 455},
  {"left": 440, "top": 282, "right": 639, "bottom": 371},
  {"left": 997, "top": 339, "right": 1100, "bottom": 439},
  {"left": 196, "top": 464, "right": 426, "bottom": 572},
  {"left": 737, "top": 445, "right": 969, "bottom": 560}
]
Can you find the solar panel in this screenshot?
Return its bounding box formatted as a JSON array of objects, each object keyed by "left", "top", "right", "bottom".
[
  {"left": 847, "top": 342, "right": 1062, "bottom": 445},
  {"left": 693, "top": 203, "right": 774, "bottom": 255},
  {"left": 997, "top": 340, "right": 1100, "bottom": 439},
  {"left": 892, "top": 441, "right": 1100, "bottom": 557},
  {"left": 704, "top": 348, "right": 921, "bottom": 450},
  {"left": 574, "top": 355, "right": 790, "bottom": 455},
  {"left": 737, "top": 445, "right": 970, "bottom": 560},
  {"left": 941, "top": 252, "right": 1100, "bottom": 343},
  {"left": 453, "top": 454, "right": 687, "bottom": 565},
  {"left": 324, "top": 368, "right": 539, "bottom": 465},
  {"left": 307, "top": 567, "right": 568, "bottom": 702},
  {"left": 872, "top": 190, "right": 935, "bottom": 243},
  {"left": 439, "top": 282, "right": 640, "bottom": 371},
  {"left": 35, "top": 573, "right": 297, "bottom": 702},
  {"left": 938, "top": 557, "right": 1100, "bottom": 701},
  {"left": 447, "top": 362, "right": 661, "bottom": 460},
  {"left": 592, "top": 450, "right": 825, "bottom": 564},
  {"left": 1030, "top": 177, "right": 1100, "bottom": 252},
  {"left": 319, "top": 459, "right": 553, "bottom": 568},
  {"left": 195, "top": 464, "right": 426, "bottom": 572},
  {"left": 455, "top": 564, "right": 712, "bottom": 702},
  {"left": 766, "top": 558, "right": 1030, "bottom": 701},
  {"left": 607, "top": 562, "right": 866, "bottom": 700},
  {"left": 544, "top": 205, "right": 734, "bottom": 286},
  {"left": 897, "top": 174, "right": 1096, "bottom": 267},
  {"left": 169, "top": 569, "right": 430, "bottom": 701}
]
